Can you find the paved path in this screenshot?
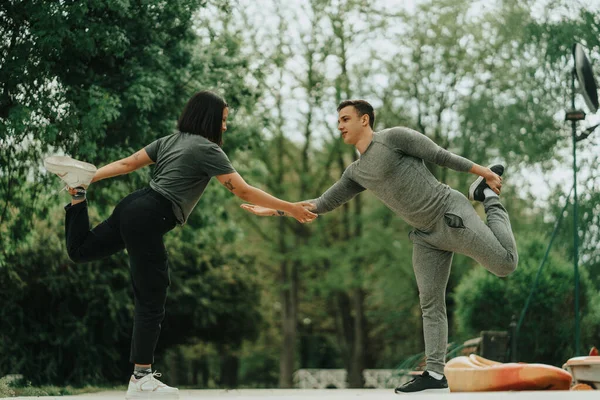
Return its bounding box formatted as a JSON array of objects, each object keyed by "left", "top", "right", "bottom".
[{"left": 12, "top": 389, "right": 598, "bottom": 400}]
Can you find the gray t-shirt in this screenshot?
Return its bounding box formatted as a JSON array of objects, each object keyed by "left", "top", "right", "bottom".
[
  {"left": 145, "top": 133, "right": 236, "bottom": 224},
  {"left": 314, "top": 127, "right": 474, "bottom": 231}
]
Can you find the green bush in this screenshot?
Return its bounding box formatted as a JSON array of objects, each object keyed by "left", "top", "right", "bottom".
[
  {"left": 0, "top": 375, "right": 119, "bottom": 397},
  {"left": 0, "top": 207, "right": 134, "bottom": 385},
  {"left": 453, "top": 234, "right": 600, "bottom": 366},
  {"left": 0, "top": 200, "right": 264, "bottom": 386},
  {"left": 0, "top": 377, "right": 16, "bottom": 398}
]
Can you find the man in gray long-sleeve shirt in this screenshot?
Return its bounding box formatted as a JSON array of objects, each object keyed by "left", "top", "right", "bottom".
[{"left": 242, "top": 99, "right": 518, "bottom": 394}]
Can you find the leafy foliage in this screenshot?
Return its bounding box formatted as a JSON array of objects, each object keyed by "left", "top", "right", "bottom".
[
  {"left": 2, "top": 0, "right": 600, "bottom": 388},
  {"left": 0, "top": 0, "right": 263, "bottom": 385}
]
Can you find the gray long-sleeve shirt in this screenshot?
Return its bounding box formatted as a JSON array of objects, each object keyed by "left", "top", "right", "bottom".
[{"left": 314, "top": 127, "right": 474, "bottom": 231}]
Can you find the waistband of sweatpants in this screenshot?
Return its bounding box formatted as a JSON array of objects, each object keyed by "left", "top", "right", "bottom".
[{"left": 146, "top": 187, "right": 175, "bottom": 211}]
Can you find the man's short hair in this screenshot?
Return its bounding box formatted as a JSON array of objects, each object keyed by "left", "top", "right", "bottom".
[{"left": 337, "top": 100, "right": 375, "bottom": 129}]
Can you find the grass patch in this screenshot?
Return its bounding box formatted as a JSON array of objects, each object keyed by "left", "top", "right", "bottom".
[{"left": 0, "top": 376, "right": 126, "bottom": 397}]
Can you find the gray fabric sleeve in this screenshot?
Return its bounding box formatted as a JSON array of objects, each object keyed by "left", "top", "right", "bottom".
[
  {"left": 385, "top": 127, "right": 474, "bottom": 172},
  {"left": 144, "top": 139, "right": 161, "bottom": 162},
  {"left": 204, "top": 145, "right": 237, "bottom": 177},
  {"left": 308, "top": 168, "right": 366, "bottom": 214}
]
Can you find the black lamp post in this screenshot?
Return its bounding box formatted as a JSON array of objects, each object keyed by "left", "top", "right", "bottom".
[
  {"left": 565, "top": 43, "right": 598, "bottom": 356},
  {"left": 513, "top": 44, "right": 598, "bottom": 361}
]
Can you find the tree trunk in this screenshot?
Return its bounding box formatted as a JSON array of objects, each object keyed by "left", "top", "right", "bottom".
[
  {"left": 201, "top": 358, "right": 209, "bottom": 387},
  {"left": 191, "top": 358, "right": 202, "bottom": 386},
  {"left": 279, "top": 258, "right": 298, "bottom": 388},
  {"left": 167, "top": 347, "right": 185, "bottom": 387},
  {"left": 331, "top": 147, "right": 367, "bottom": 388},
  {"left": 219, "top": 351, "right": 239, "bottom": 389},
  {"left": 348, "top": 288, "right": 366, "bottom": 387},
  {"left": 348, "top": 178, "right": 366, "bottom": 388}
]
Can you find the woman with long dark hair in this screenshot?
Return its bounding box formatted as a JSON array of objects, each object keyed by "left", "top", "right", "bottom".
[{"left": 45, "top": 91, "right": 316, "bottom": 399}]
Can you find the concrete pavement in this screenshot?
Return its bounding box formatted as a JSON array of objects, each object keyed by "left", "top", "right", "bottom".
[{"left": 11, "top": 389, "right": 598, "bottom": 400}]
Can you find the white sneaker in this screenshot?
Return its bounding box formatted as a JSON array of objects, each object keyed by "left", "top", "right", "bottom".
[
  {"left": 125, "top": 372, "right": 179, "bottom": 400},
  {"left": 44, "top": 156, "right": 97, "bottom": 188}
]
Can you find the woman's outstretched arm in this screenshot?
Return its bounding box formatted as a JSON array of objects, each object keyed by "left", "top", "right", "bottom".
[
  {"left": 216, "top": 172, "right": 317, "bottom": 224},
  {"left": 91, "top": 149, "right": 154, "bottom": 184}
]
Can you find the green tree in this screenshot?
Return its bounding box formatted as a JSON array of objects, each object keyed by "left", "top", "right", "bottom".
[
  {"left": 1, "top": 0, "right": 205, "bottom": 264},
  {"left": 524, "top": 0, "right": 600, "bottom": 294},
  {"left": 0, "top": 0, "right": 266, "bottom": 385}
]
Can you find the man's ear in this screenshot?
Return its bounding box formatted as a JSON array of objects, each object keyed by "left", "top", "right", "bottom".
[{"left": 362, "top": 114, "right": 370, "bottom": 127}]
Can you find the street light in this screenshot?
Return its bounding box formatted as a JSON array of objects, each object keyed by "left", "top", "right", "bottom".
[
  {"left": 565, "top": 42, "right": 599, "bottom": 356},
  {"left": 513, "top": 44, "right": 598, "bottom": 362}
]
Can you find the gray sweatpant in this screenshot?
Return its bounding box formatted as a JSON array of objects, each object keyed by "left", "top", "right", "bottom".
[{"left": 408, "top": 189, "right": 518, "bottom": 374}]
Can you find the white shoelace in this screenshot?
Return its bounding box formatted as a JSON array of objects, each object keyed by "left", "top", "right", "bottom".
[
  {"left": 148, "top": 371, "right": 167, "bottom": 386},
  {"left": 48, "top": 185, "right": 69, "bottom": 197}
]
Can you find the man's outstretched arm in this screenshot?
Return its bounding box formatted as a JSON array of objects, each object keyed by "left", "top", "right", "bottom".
[
  {"left": 385, "top": 127, "right": 474, "bottom": 172},
  {"left": 386, "top": 127, "right": 502, "bottom": 193},
  {"left": 241, "top": 170, "right": 365, "bottom": 217}
]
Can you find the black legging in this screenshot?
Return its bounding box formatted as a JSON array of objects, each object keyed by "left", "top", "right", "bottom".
[{"left": 65, "top": 187, "right": 177, "bottom": 365}]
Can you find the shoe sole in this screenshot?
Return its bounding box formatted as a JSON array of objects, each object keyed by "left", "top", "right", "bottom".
[
  {"left": 468, "top": 176, "right": 485, "bottom": 201},
  {"left": 44, "top": 156, "right": 97, "bottom": 173},
  {"left": 395, "top": 387, "right": 451, "bottom": 395},
  {"left": 468, "top": 164, "right": 504, "bottom": 201},
  {"left": 125, "top": 392, "right": 179, "bottom": 400},
  {"left": 44, "top": 156, "right": 97, "bottom": 187}
]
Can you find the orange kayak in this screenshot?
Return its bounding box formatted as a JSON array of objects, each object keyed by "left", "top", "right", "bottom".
[{"left": 444, "top": 354, "right": 572, "bottom": 392}]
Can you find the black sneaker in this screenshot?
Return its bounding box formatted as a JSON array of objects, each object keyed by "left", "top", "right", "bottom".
[
  {"left": 468, "top": 164, "right": 504, "bottom": 202},
  {"left": 394, "top": 371, "right": 450, "bottom": 394}
]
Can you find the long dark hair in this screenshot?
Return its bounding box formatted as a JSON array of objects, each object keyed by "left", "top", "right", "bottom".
[{"left": 177, "top": 91, "right": 228, "bottom": 146}]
